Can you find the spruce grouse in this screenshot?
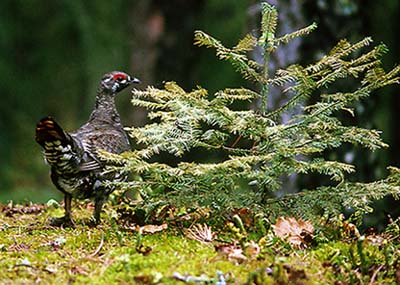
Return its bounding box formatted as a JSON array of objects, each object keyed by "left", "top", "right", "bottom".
[{"left": 35, "top": 71, "right": 140, "bottom": 226}]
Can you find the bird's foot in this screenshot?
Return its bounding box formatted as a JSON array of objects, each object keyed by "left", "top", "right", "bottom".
[
  {"left": 49, "top": 216, "right": 75, "bottom": 228},
  {"left": 85, "top": 216, "right": 100, "bottom": 227}
]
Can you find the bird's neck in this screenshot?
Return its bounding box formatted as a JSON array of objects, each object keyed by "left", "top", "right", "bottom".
[{"left": 88, "top": 91, "right": 121, "bottom": 126}]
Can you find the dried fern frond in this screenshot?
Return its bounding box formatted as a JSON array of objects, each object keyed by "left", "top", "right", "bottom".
[{"left": 187, "top": 224, "right": 214, "bottom": 244}]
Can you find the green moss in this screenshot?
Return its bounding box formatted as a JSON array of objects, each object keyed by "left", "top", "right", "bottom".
[{"left": 1, "top": 203, "right": 399, "bottom": 284}]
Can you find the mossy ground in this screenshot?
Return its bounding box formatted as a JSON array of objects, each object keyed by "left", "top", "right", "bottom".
[{"left": 0, "top": 202, "right": 399, "bottom": 284}]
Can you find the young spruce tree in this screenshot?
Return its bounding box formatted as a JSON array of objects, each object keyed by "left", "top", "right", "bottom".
[{"left": 102, "top": 3, "right": 400, "bottom": 224}]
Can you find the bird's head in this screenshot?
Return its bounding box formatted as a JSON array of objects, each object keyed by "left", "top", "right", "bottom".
[{"left": 100, "top": 71, "right": 140, "bottom": 94}]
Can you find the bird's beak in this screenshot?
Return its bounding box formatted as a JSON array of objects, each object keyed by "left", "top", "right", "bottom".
[{"left": 130, "top": 77, "right": 141, "bottom": 84}]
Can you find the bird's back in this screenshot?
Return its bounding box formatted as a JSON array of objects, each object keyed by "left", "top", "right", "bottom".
[{"left": 71, "top": 121, "right": 131, "bottom": 172}]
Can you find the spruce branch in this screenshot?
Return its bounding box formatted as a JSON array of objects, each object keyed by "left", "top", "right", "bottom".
[
  {"left": 106, "top": 4, "right": 400, "bottom": 225},
  {"left": 258, "top": 2, "right": 278, "bottom": 114},
  {"left": 275, "top": 22, "right": 317, "bottom": 45},
  {"left": 233, "top": 33, "right": 258, "bottom": 53}
]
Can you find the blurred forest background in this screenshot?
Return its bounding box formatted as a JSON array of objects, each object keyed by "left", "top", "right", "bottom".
[{"left": 1, "top": 0, "right": 399, "bottom": 215}]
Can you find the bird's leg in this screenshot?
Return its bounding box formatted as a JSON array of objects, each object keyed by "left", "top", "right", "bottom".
[
  {"left": 92, "top": 197, "right": 105, "bottom": 225},
  {"left": 64, "top": 194, "right": 73, "bottom": 221},
  {"left": 49, "top": 194, "right": 75, "bottom": 227}
]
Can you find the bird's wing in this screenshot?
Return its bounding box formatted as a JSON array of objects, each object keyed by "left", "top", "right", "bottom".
[{"left": 76, "top": 130, "right": 130, "bottom": 172}]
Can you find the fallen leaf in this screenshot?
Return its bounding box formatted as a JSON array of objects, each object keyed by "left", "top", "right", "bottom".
[
  {"left": 9, "top": 238, "right": 30, "bottom": 252},
  {"left": 134, "top": 274, "right": 152, "bottom": 284},
  {"left": 172, "top": 272, "right": 213, "bottom": 283},
  {"left": 395, "top": 266, "right": 400, "bottom": 284},
  {"left": 343, "top": 221, "right": 361, "bottom": 238},
  {"left": 215, "top": 243, "right": 247, "bottom": 263},
  {"left": 245, "top": 240, "right": 260, "bottom": 259},
  {"left": 139, "top": 224, "right": 168, "bottom": 234},
  {"left": 2, "top": 204, "right": 45, "bottom": 217},
  {"left": 136, "top": 245, "right": 152, "bottom": 256},
  {"left": 272, "top": 217, "right": 314, "bottom": 248},
  {"left": 69, "top": 265, "right": 88, "bottom": 275},
  {"left": 231, "top": 208, "right": 254, "bottom": 227},
  {"left": 283, "top": 264, "right": 308, "bottom": 282}
]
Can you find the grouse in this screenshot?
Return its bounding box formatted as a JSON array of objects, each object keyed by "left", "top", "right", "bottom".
[{"left": 35, "top": 71, "right": 140, "bottom": 226}]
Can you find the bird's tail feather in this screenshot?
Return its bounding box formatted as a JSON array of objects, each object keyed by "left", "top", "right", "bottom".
[
  {"left": 35, "top": 116, "right": 79, "bottom": 172},
  {"left": 35, "top": 116, "right": 68, "bottom": 146}
]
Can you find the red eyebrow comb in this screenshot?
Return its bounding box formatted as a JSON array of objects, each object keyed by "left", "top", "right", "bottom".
[{"left": 113, "top": 73, "right": 127, "bottom": 80}]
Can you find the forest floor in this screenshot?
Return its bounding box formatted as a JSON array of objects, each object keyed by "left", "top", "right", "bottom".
[{"left": 0, "top": 201, "right": 399, "bottom": 284}]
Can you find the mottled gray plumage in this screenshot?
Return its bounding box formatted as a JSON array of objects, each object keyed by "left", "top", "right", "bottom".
[{"left": 36, "top": 71, "right": 140, "bottom": 226}]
